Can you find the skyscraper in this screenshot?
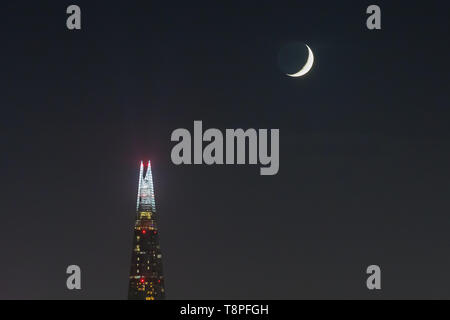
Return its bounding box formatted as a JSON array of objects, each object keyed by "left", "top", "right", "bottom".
[{"left": 128, "top": 161, "right": 165, "bottom": 300}]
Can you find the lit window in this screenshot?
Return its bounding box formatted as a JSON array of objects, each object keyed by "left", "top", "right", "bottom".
[{"left": 139, "top": 211, "right": 152, "bottom": 219}]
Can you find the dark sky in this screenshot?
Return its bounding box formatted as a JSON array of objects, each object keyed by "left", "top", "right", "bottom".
[{"left": 0, "top": 1, "right": 449, "bottom": 299}]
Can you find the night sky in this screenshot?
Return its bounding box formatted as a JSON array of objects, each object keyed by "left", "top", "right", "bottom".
[{"left": 1, "top": 1, "right": 449, "bottom": 299}]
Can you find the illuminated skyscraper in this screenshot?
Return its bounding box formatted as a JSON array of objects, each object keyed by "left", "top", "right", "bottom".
[{"left": 128, "top": 161, "right": 165, "bottom": 300}]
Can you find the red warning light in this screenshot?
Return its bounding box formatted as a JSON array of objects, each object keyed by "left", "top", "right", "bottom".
[
  {"left": 142, "top": 229, "right": 147, "bottom": 234},
  {"left": 140, "top": 278, "right": 145, "bottom": 283}
]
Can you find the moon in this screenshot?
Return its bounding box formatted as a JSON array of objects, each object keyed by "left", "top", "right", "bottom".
[
  {"left": 277, "top": 42, "right": 315, "bottom": 78},
  {"left": 286, "top": 44, "right": 314, "bottom": 77}
]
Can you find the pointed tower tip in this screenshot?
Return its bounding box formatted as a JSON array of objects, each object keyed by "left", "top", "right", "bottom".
[
  {"left": 136, "top": 161, "right": 145, "bottom": 211},
  {"left": 145, "top": 160, "right": 152, "bottom": 180}
]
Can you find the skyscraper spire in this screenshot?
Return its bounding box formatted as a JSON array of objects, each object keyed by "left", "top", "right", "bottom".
[
  {"left": 145, "top": 160, "right": 156, "bottom": 213},
  {"left": 136, "top": 161, "right": 156, "bottom": 214},
  {"left": 136, "top": 161, "right": 144, "bottom": 211}
]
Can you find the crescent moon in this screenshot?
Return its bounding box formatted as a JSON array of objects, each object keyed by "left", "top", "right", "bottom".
[{"left": 287, "top": 45, "right": 314, "bottom": 77}]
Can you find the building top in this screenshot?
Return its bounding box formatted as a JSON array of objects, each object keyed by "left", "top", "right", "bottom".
[{"left": 136, "top": 160, "right": 156, "bottom": 214}]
